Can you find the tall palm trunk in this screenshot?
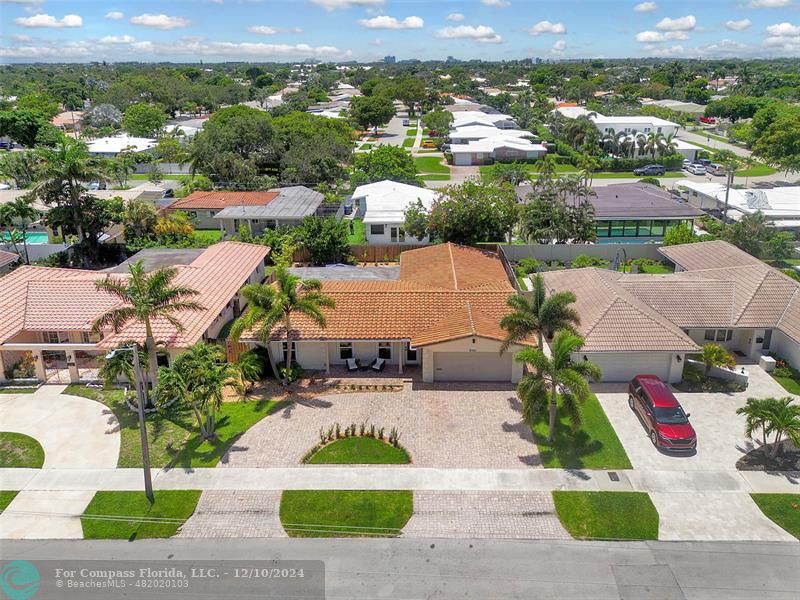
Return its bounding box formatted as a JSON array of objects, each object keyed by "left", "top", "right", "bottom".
[
  {"left": 770, "top": 431, "right": 783, "bottom": 459},
  {"left": 144, "top": 318, "right": 159, "bottom": 408},
  {"left": 282, "top": 314, "right": 292, "bottom": 387},
  {"left": 548, "top": 380, "right": 559, "bottom": 442}
]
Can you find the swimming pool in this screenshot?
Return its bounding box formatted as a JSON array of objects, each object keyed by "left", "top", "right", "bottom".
[{"left": 0, "top": 231, "right": 49, "bottom": 244}]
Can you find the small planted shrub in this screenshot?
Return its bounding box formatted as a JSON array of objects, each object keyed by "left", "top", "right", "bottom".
[
  {"left": 515, "top": 257, "right": 541, "bottom": 276},
  {"left": 571, "top": 254, "right": 609, "bottom": 269}
]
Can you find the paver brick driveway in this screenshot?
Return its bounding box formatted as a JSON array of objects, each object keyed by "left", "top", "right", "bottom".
[{"left": 221, "top": 386, "right": 541, "bottom": 469}]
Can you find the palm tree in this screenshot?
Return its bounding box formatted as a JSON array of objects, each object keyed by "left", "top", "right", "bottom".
[
  {"left": 98, "top": 343, "right": 148, "bottom": 389},
  {"left": 4, "top": 196, "right": 38, "bottom": 264},
  {"left": 658, "top": 133, "right": 678, "bottom": 158},
  {"left": 229, "top": 265, "right": 335, "bottom": 385},
  {"left": 644, "top": 132, "right": 663, "bottom": 159},
  {"left": 500, "top": 273, "right": 580, "bottom": 351},
  {"left": 700, "top": 343, "right": 736, "bottom": 376},
  {"left": 763, "top": 397, "right": 800, "bottom": 459},
  {"left": 736, "top": 397, "right": 772, "bottom": 450},
  {"left": 92, "top": 261, "right": 204, "bottom": 405},
  {"left": 157, "top": 342, "right": 241, "bottom": 439},
  {"left": 515, "top": 330, "right": 602, "bottom": 442},
  {"left": 236, "top": 350, "right": 264, "bottom": 394},
  {"left": 0, "top": 204, "right": 22, "bottom": 261}
]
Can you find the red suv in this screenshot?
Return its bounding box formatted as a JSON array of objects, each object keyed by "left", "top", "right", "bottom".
[{"left": 628, "top": 375, "right": 697, "bottom": 451}]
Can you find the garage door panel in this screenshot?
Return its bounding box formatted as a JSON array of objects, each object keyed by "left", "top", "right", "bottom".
[
  {"left": 434, "top": 352, "right": 511, "bottom": 382},
  {"left": 589, "top": 353, "right": 671, "bottom": 383}
]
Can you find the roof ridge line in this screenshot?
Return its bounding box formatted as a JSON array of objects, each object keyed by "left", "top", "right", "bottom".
[
  {"left": 448, "top": 243, "right": 459, "bottom": 290},
  {"left": 775, "top": 283, "right": 800, "bottom": 331},
  {"left": 465, "top": 301, "right": 475, "bottom": 336},
  {"left": 734, "top": 268, "right": 771, "bottom": 323}
]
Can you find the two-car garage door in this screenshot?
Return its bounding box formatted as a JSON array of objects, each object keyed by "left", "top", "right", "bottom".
[
  {"left": 584, "top": 352, "right": 676, "bottom": 383},
  {"left": 433, "top": 351, "right": 512, "bottom": 382}
]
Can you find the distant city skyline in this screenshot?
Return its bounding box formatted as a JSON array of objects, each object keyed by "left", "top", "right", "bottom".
[{"left": 1, "top": 0, "right": 799, "bottom": 63}]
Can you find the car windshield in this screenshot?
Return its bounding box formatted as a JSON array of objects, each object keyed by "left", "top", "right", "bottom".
[{"left": 654, "top": 406, "right": 688, "bottom": 424}]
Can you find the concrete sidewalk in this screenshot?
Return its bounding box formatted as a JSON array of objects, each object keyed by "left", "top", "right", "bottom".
[{"left": 2, "top": 466, "right": 798, "bottom": 493}]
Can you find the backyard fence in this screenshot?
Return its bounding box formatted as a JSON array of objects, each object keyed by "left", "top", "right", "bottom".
[
  {"left": 293, "top": 243, "right": 429, "bottom": 264},
  {"left": 498, "top": 243, "right": 665, "bottom": 265}
]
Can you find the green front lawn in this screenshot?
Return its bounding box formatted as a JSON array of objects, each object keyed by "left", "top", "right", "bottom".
[
  {"left": 531, "top": 394, "right": 632, "bottom": 469},
  {"left": 414, "top": 156, "right": 449, "bottom": 175},
  {"left": 0, "top": 432, "right": 44, "bottom": 468},
  {"left": 736, "top": 163, "right": 776, "bottom": 177},
  {"left": 358, "top": 143, "right": 372, "bottom": 150},
  {"left": 421, "top": 174, "right": 450, "bottom": 181},
  {"left": 192, "top": 229, "right": 222, "bottom": 245},
  {"left": 553, "top": 491, "right": 659, "bottom": 540},
  {"left": 402, "top": 138, "right": 415, "bottom": 148},
  {"left": 406, "top": 129, "right": 418, "bottom": 137},
  {"left": 478, "top": 164, "right": 683, "bottom": 180},
  {"left": 81, "top": 490, "right": 201, "bottom": 540},
  {"left": 305, "top": 437, "right": 410, "bottom": 464},
  {"left": 751, "top": 494, "right": 800, "bottom": 539},
  {"left": 280, "top": 490, "right": 412, "bottom": 538},
  {"left": 347, "top": 218, "right": 367, "bottom": 244},
  {"left": 0, "top": 387, "right": 37, "bottom": 393},
  {"left": 772, "top": 372, "right": 800, "bottom": 395},
  {"left": 66, "top": 385, "right": 284, "bottom": 468},
  {"left": 0, "top": 491, "right": 19, "bottom": 513}
]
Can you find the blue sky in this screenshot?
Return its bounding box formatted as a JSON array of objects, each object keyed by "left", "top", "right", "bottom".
[{"left": 1, "top": 0, "right": 799, "bottom": 63}]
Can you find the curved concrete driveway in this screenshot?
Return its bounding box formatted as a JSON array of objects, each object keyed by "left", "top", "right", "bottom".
[
  {"left": 0, "top": 384, "right": 120, "bottom": 540},
  {"left": 0, "top": 384, "right": 119, "bottom": 468}
]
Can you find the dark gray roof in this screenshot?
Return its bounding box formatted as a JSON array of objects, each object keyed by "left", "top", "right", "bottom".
[
  {"left": 516, "top": 183, "right": 703, "bottom": 220},
  {"left": 213, "top": 186, "right": 323, "bottom": 220},
  {"left": 289, "top": 265, "right": 400, "bottom": 281},
  {"left": 104, "top": 248, "right": 205, "bottom": 273}
]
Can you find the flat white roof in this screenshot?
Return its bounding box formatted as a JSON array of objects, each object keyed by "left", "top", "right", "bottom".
[
  {"left": 592, "top": 115, "right": 678, "bottom": 127},
  {"left": 451, "top": 111, "right": 515, "bottom": 126},
  {"left": 86, "top": 135, "right": 156, "bottom": 154},
  {"left": 555, "top": 106, "right": 592, "bottom": 119},
  {"left": 677, "top": 180, "right": 800, "bottom": 220},
  {"left": 450, "top": 136, "right": 548, "bottom": 154},
  {"left": 450, "top": 125, "right": 534, "bottom": 140},
  {"left": 351, "top": 180, "right": 437, "bottom": 224}
]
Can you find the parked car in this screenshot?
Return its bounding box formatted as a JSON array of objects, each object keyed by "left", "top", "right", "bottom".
[
  {"left": 706, "top": 163, "right": 725, "bottom": 176},
  {"left": 695, "top": 158, "right": 712, "bottom": 167},
  {"left": 421, "top": 140, "right": 437, "bottom": 149},
  {"left": 699, "top": 116, "right": 716, "bottom": 124},
  {"left": 628, "top": 375, "right": 696, "bottom": 451},
  {"left": 402, "top": 119, "right": 410, "bottom": 126},
  {"left": 686, "top": 163, "right": 707, "bottom": 175},
  {"left": 633, "top": 164, "right": 666, "bottom": 176},
  {"left": 682, "top": 159, "right": 691, "bottom": 168}
]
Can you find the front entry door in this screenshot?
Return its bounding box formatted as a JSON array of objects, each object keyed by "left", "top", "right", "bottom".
[{"left": 762, "top": 330, "right": 772, "bottom": 351}]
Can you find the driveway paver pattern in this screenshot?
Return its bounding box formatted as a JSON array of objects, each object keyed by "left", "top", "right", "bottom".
[{"left": 178, "top": 491, "right": 285, "bottom": 538}]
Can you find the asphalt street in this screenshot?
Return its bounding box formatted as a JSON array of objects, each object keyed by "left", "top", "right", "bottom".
[{"left": 3, "top": 538, "right": 799, "bottom": 599}]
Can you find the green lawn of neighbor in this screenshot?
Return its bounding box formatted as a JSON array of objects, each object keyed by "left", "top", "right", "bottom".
[
  {"left": 0, "top": 432, "right": 45, "bottom": 468},
  {"left": 0, "top": 491, "right": 18, "bottom": 513},
  {"left": 553, "top": 491, "right": 659, "bottom": 540},
  {"left": 66, "top": 385, "right": 284, "bottom": 468},
  {"left": 402, "top": 138, "right": 415, "bottom": 148},
  {"left": 414, "top": 156, "right": 449, "bottom": 175},
  {"left": 478, "top": 164, "right": 683, "bottom": 180},
  {"left": 128, "top": 173, "right": 184, "bottom": 181},
  {"left": 531, "top": 394, "right": 632, "bottom": 469},
  {"left": 305, "top": 437, "right": 410, "bottom": 464},
  {"left": 359, "top": 143, "right": 372, "bottom": 150},
  {"left": 421, "top": 174, "right": 450, "bottom": 181},
  {"left": 736, "top": 164, "right": 777, "bottom": 177},
  {"left": 592, "top": 171, "right": 684, "bottom": 179},
  {"left": 0, "top": 387, "right": 37, "bottom": 393},
  {"left": 192, "top": 229, "right": 222, "bottom": 246},
  {"left": 280, "top": 490, "right": 412, "bottom": 538},
  {"left": 347, "top": 218, "right": 367, "bottom": 244},
  {"left": 406, "top": 129, "right": 417, "bottom": 137},
  {"left": 81, "top": 490, "right": 201, "bottom": 540},
  {"left": 638, "top": 263, "right": 674, "bottom": 274},
  {"left": 751, "top": 494, "right": 800, "bottom": 540}
]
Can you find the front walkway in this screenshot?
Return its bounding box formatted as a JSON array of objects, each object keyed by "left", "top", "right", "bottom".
[{"left": 0, "top": 384, "right": 120, "bottom": 539}]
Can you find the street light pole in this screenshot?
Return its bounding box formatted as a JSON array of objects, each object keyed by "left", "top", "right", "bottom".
[
  {"left": 723, "top": 167, "right": 733, "bottom": 221},
  {"left": 131, "top": 347, "right": 154, "bottom": 503}
]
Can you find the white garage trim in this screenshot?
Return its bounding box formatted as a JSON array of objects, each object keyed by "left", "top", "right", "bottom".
[{"left": 579, "top": 352, "right": 684, "bottom": 384}]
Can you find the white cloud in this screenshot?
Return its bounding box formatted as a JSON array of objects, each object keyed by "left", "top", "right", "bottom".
[
  {"left": 635, "top": 30, "right": 688, "bottom": 42},
  {"left": 481, "top": 0, "right": 510, "bottom": 7},
  {"left": 552, "top": 40, "right": 567, "bottom": 53},
  {"left": 747, "top": 0, "right": 791, "bottom": 7},
  {"left": 725, "top": 19, "right": 752, "bottom": 31},
  {"left": 14, "top": 13, "right": 83, "bottom": 28},
  {"left": 0, "top": 0, "right": 43, "bottom": 4},
  {"left": 358, "top": 15, "right": 424, "bottom": 30},
  {"left": 105, "top": 11, "right": 124, "bottom": 20},
  {"left": 528, "top": 20, "right": 566, "bottom": 35},
  {"left": 765, "top": 21, "right": 800, "bottom": 36},
  {"left": 0, "top": 42, "right": 91, "bottom": 59},
  {"left": 130, "top": 13, "right": 190, "bottom": 30},
  {"left": 656, "top": 15, "right": 696, "bottom": 31},
  {"left": 99, "top": 35, "right": 136, "bottom": 44},
  {"left": 634, "top": 2, "right": 658, "bottom": 12},
  {"left": 435, "top": 25, "right": 503, "bottom": 43},
  {"left": 309, "top": 0, "right": 384, "bottom": 11},
  {"left": 446, "top": 13, "right": 465, "bottom": 22},
  {"left": 247, "top": 25, "right": 301, "bottom": 35},
  {"left": 11, "top": 34, "right": 31, "bottom": 42}
]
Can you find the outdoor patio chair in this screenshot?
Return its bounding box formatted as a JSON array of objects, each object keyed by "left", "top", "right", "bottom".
[
  {"left": 371, "top": 358, "right": 386, "bottom": 372},
  {"left": 346, "top": 358, "right": 359, "bottom": 372}
]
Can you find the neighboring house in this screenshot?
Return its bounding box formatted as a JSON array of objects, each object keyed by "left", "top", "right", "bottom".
[
  {"left": 86, "top": 134, "right": 157, "bottom": 157},
  {"left": 0, "top": 249, "right": 19, "bottom": 274},
  {"left": 516, "top": 183, "right": 703, "bottom": 241},
  {"left": 542, "top": 240, "right": 800, "bottom": 382},
  {"left": 0, "top": 242, "right": 268, "bottom": 384},
  {"left": 351, "top": 181, "right": 437, "bottom": 245},
  {"left": 641, "top": 99, "right": 706, "bottom": 117},
  {"left": 451, "top": 111, "right": 518, "bottom": 130},
  {"left": 556, "top": 108, "right": 681, "bottom": 138},
  {"left": 242, "top": 243, "right": 532, "bottom": 383},
  {"left": 166, "top": 187, "right": 324, "bottom": 234},
  {"left": 450, "top": 136, "right": 548, "bottom": 166},
  {"left": 51, "top": 110, "right": 84, "bottom": 133},
  {"left": 676, "top": 180, "right": 800, "bottom": 232},
  {"left": 448, "top": 125, "right": 536, "bottom": 145}
]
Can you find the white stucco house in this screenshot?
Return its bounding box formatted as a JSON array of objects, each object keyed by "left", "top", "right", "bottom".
[
  {"left": 450, "top": 135, "right": 548, "bottom": 166},
  {"left": 350, "top": 180, "right": 437, "bottom": 245}
]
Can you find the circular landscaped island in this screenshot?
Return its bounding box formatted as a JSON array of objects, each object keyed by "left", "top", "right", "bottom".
[
  {"left": 0, "top": 432, "right": 45, "bottom": 468},
  {"left": 304, "top": 436, "right": 410, "bottom": 465}
]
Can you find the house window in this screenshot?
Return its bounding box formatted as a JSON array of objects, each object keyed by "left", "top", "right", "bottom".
[
  {"left": 595, "top": 222, "right": 610, "bottom": 238},
  {"left": 705, "top": 329, "right": 733, "bottom": 342},
  {"left": 339, "top": 342, "right": 353, "bottom": 360},
  {"left": 157, "top": 352, "right": 170, "bottom": 368},
  {"left": 378, "top": 342, "right": 392, "bottom": 360},
  {"left": 406, "top": 345, "right": 418, "bottom": 362},
  {"left": 209, "top": 211, "right": 217, "bottom": 217},
  {"left": 610, "top": 220, "right": 625, "bottom": 237},
  {"left": 623, "top": 221, "right": 638, "bottom": 237},
  {"left": 81, "top": 332, "right": 91, "bottom": 344},
  {"left": 637, "top": 221, "right": 651, "bottom": 237},
  {"left": 390, "top": 227, "right": 405, "bottom": 243},
  {"left": 188, "top": 211, "right": 197, "bottom": 218},
  {"left": 43, "top": 331, "right": 60, "bottom": 344},
  {"left": 650, "top": 221, "right": 666, "bottom": 237},
  {"left": 704, "top": 330, "right": 716, "bottom": 341},
  {"left": 281, "top": 341, "right": 296, "bottom": 363},
  {"left": 370, "top": 224, "right": 385, "bottom": 236}
]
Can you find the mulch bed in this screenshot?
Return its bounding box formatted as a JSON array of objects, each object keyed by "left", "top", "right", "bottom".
[{"left": 737, "top": 441, "right": 800, "bottom": 471}]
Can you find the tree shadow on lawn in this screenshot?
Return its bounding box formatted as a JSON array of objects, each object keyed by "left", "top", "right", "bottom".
[{"left": 532, "top": 425, "right": 605, "bottom": 470}]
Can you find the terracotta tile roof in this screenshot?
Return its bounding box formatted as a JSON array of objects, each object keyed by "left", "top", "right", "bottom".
[
  {"left": 541, "top": 268, "right": 700, "bottom": 353},
  {"left": 244, "top": 243, "right": 521, "bottom": 347},
  {"left": 168, "top": 191, "right": 279, "bottom": 210},
  {"left": 658, "top": 240, "right": 763, "bottom": 271},
  {"left": 0, "top": 250, "right": 20, "bottom": 269},
  {"left": 0, "top": 242, "right": 268, "bottom": 349}
]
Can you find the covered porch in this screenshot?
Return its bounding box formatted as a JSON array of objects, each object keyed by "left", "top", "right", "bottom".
[{"left": 0, "top": 344, "right": 104, "bottom": 385}]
